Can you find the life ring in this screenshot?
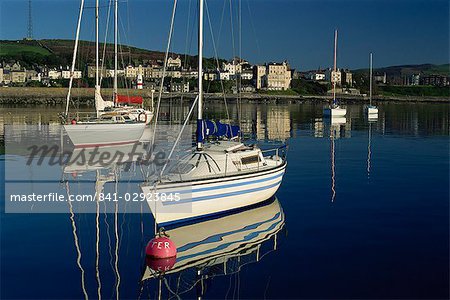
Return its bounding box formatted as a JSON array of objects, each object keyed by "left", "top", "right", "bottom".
[{"left": 139, "top": 112, "right": 148, "bottom": 123}]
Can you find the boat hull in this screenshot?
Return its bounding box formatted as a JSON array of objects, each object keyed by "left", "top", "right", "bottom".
[
  {"left": 64, "top": 123, "right": 146, "bottom": 148},
  {"left": 141, "top": 163, "right": 286, "bottom": 225},
  {"left": 323, "top": 107, "right": 347, "bottom": 117}
]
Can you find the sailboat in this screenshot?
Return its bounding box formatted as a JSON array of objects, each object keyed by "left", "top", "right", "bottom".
[
  {"left": 141, "top": 0, "right": 287, "bottom": 226},
  {"left": 323, "top": 29, "right": 347, "bottom": 117},
  {"left": 62, "top": 0, "right": 146, "bottom": 148},
  {"left": 365, "top": 52, "right": 379, "bottom": 116},
  {"left": 141, "top": 198, "right": 285, "bottom": 298}
]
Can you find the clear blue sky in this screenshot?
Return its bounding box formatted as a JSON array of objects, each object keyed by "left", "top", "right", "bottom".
[{"left": 0, "top": 0, "right": 448, "bottom": 70}]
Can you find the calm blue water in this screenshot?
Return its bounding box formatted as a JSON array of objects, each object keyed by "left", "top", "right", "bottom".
[{"left": 0, "top": 102, "right": 448, "bottom": 299}]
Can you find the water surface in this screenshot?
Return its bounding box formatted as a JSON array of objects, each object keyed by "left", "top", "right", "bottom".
[{"left": 0, "top": 101, "right": 448, "bottom": 299}]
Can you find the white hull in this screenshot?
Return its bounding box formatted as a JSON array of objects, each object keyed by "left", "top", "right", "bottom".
[
  {"left": 64, "top": 123, "right": 145, "bottom": 148},
  {"left": 324, "top": 107, "right": 347, "bottom": 117},
  {"left": 141, "top": 163, "right": 286, "bottom": 225}
]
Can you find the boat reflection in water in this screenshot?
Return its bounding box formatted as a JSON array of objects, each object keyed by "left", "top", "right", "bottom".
[
  {"left": 141, "top": 198, "right": 286, "bottom": 299},
  {"left": 327, "top": 116, "right": 346, "bottom": 202}
]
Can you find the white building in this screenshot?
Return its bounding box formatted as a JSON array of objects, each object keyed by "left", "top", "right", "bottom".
[
  {"left": 325, "top": 68, "right": 341, "bottom": 86},
  {"left": 222, "top": 62, "right": 242, "bottom": 76},
  {"left": 266, "top": 62, "right": 291, "bottom": 90},
  {"left": 309, "top": 71, "right": 326, "bottom": 81},
  {"left": 48, "top": 70, "right": 61, "bottom": 80},
  {"left": 253, "top": 65, "right": 267, "bottom": 90},
  {"left": 218, "top": 71, "right": 230, "bottom": 81},
  {"left": 167, "top": 56, "right": 182, "bottom": 68}
]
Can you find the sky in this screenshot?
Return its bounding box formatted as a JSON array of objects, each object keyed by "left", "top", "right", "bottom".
[{"left": 0, "top": 0, "right": 449, "bottom": 70}]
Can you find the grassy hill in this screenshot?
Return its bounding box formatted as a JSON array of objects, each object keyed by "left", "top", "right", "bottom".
[
  {"left": 0, "top": 39, "right": 223, "bottom": 70},
  {"left": 353, "top": 63, "right": 450, "bottom": 77}
]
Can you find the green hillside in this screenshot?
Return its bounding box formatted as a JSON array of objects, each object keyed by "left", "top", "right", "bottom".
[{"left": 0, "top": 42, "right": 51, "bottom": 56}]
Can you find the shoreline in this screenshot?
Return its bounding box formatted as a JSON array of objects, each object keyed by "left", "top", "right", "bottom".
[{"left": 0, "top": 87, "right": 448, "bottom": 105}]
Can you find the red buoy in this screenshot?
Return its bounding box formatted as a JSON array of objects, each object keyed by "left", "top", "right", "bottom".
[
  {"left": 146, "top": 256, "right": 176, "bottom": 272},
  {"left": 146, "top": 236, "right": 177, "bottom": 259}
]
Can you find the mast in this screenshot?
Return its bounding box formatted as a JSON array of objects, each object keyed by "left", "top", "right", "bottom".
[
  {"left": 95, "top": 0, "right": 99, "bottom": 91},
  {"left": 332, "top": 29, "right": 337, "bottom": 105},
  {"left": 65, "top": 0, "right": 85, "bottom": 117},
  {"left": 369, "top": 52, "right": 373, "bottom": 106},
  {"left": 196, "top": 0, "right": 204, "bottom": 151},
  {"left": 113, "top": 0, "right": 118, "bottom": 103}
]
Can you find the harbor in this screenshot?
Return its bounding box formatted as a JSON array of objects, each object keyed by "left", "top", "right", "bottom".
[
  {"left": 1, "top": 101, "right": 449, "bottom": 299},
  {"left": 1, "top": 0, "right": 449, "bottom": 299}
]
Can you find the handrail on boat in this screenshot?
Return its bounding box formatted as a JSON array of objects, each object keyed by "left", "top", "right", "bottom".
[{"left": 261, "top": 145, "right": 287, "bottom": 165}]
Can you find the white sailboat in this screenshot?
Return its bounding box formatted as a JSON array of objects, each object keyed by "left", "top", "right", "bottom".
[
  {"left": 323, "top": 29, "right": 347, "bottom": 117},
  {"left": 365, "top": 52, "right": 379, "bottom": 116},
  {"left": 141, "top": 0, "right": 287, "bottom": 226},
  {"left": 62, "top": 0, "right": 145, "bottom": 148}
]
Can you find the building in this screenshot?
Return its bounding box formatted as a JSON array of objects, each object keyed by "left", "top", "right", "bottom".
[
  {"left": 2, "top": 70, "right": 11, "bottom": 84},
  {"left": 266, "top": 62, "right": 291, "bottom": 90},
  {"left": 87, "top": 65, "right": 107, "bottom": 78},
  {"left": 373, "top": 72, "right": 387, "bottom": 84},
  {"left": 253, "top": 65, "right": 266, "bottom": 89},
  {"left": 218, "top": 71, "right": 231, "bottom": 81},
  {"left": 325, "top": 68, "right": 341, "bottom": 86},
  {"left": 26, "top": 70, "right": 40, "bottom": 81},
  {"left": 341, "top": 69, "right": 353, "bottom": 87},
  {"left": 11, "top": 71, "right": 26, "bottom": 83},
  {"left": 420, "top": 74, "right": 449, "bottom": 86},
  {"left": 167, "top": 56, "right": 182, "bottom": 68},
  {"left": 48, "top": 70, "right": 61, "bottom": 80},
  {"left": 308, "top": 71, "right": 326, "bottom": 81},
  {"left": 240, "top": 69, "right": 254, "bottom": 81},
  {"left": 222, "top": 61, "right": 242, "bottom": 76},
  {"left": 204, "top": 71, "right": 218, "bottom": 81},
  {"left": 170, "top": 82, "right": 189, "bottom": 93}
]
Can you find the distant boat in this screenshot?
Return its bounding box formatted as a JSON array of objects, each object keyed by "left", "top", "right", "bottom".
[
  {"left": 324, "top": 29, "right": 347, "bottom": 117},
  {"left": 365, "top": 53, "right": 379, "bottom": 116},
  {"left": 62, "top": 0, "right": 145, "bottom": 148}
]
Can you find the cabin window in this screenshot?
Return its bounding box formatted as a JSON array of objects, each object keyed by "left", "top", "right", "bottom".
[{"left": 241, "top": 155, "right": 259, "bottom": 165}]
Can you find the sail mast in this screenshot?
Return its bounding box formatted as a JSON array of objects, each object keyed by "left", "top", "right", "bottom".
[
  {"left": 95, "top": 0, "right": 99, "bottom": 90},
  {"left": 65, "top": 0, "right": 85, "bottom": 117},
  {"left": 113, "top": 0, "right": 118, "bottom": 103},
  {"left": 196, "top": 0, "right": 204, "bottom": 151},
  {"left": 332, "top": 29, "right": 337, "bottom": 105},
  {"left": 369, "top": 52, "right": 373, "bottom": 106}
]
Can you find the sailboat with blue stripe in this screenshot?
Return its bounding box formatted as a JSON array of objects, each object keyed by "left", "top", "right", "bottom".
[{"left": 140, "top": 0, "right": 287, "bottom": 226}]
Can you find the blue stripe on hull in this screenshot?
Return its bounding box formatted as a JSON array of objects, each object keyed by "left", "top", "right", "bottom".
[{"left": 163, "top": 179, "right": 283, "bottom": 205}]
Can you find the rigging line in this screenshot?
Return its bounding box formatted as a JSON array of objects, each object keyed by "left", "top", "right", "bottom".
[
  {"left": 114, "top": 169, "right": 121, "bottom": 300},
  {"left": 66, "top": 182, "right": 89, "bottom": 300},
  {"left": 215, "top": 0, "right": 227, "bottom": 52},
  {"left": 102, "top": 186, "right": 115, "bottom": 277},
  {"left": 95, "top": 172, "right": 102, "bottom": 300},
  {"left": 245, "top": 0, "right": 261, "bottom": 62},
  {"left": 159, "top": 95, "right": 199, "bottom": 178},
  {"left": 204, "top": 0, "right": 232, "bottom": 130},
  {"left": 151, "top": 0, "right": 178, "bottom": 147},
  {"left": 331, "top": 127, "right": 336, "bottom": 202},
  {"left": 238, "top": 0, "right": 243, "bottom": 138},
  {"left": 367, "top": 122, "right": 372, "bottom": 178}
]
